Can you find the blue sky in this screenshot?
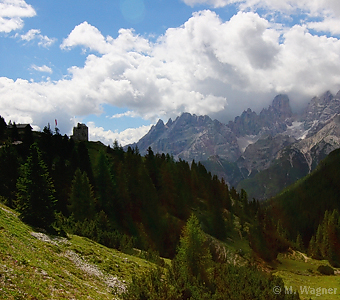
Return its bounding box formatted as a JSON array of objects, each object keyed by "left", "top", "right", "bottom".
[{"left": 1, "top": 0, "right": 340, "bottom": 145}]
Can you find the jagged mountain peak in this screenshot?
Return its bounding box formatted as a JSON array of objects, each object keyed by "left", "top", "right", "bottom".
[
  {"left": 229, "top": 94, "right": 292, "bottom": 137},
  {"left": 165, "top": 118, "right": 173, "bottom": 127},
  {"left": 174, "top": 112, "right": 212, "bottom": 123},
  {"left": 260, "top": 94, "right": 292, "bottom": 119},
  {"left": 272, "top": 94, "right": 289, "bottom": 107},
  {"left": 131, "top": 112, "right": 240, "bottom": 162},
  {"left": 127, "top": 90, "right": 340, "bottom": 198},
  {"left": 335, "top": 90, "right": 340, "bottom": 99},
  {"left": 303, "top": 90, "right": 340, "bottom": 135},
  {"left": 271, "top": 94, "right": 292, "bottom": 118},
  {"left": 155, "top": 119, "right": 165, "bottom": 128}
]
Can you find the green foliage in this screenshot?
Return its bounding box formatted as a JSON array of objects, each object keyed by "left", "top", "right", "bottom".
[
  {"left": 237, "top": 148, "right": 310, "bottom": 200},
  {"left": 249, "top": 210, "right": 290, "bottom": 262},
  {"left": 94, "top": 150, "right": 116, "bottom": 216},
  {"left": 2, "top": 126, "right": 239, "bottom": 259},
  {"left": 68, "top": 168, "right": 95, "bottom": 221},
  {"left": 175, "top": 214, "right": 212, "bottom": 282},
  {"left": 269, "top": 148, "right": 340, "bottom": 245},
  {"left": 0, "top": 143, "right": 19, "bottom": 207},
  {"left": 123, "top": 216, "right": 299, "bottom": 299},
  {"left": 76, "top": 141, "right": 95, "bottom": 185},
  {"left": 295, "top": 233, "right": 304, "bottom": 252},
  {"left": 0, "top": 202, "right": 154, "bottom": 299},
  {"left": 16, "top": 143, "right": 56, "bottom": 231},
  {"left": 307, "top": 209, "right": 340, "bottom": 267},
  {"left": 317, "top": 265, "right": 334, "bottom": 275}
]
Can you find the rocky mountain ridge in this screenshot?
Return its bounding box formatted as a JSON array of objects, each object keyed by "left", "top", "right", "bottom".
[
  {"left": 128, "top": 90, "right": 340, "bottom": 199},
  {"left": 134, "top": 112, "right": 241, "bottom": 162}
]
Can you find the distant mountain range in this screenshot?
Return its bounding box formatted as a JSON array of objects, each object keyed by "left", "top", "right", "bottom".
[{"left": 128, "top": 90, "right": 340, "bottom": 200}]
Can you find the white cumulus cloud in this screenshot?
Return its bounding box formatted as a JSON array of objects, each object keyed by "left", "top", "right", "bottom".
[
  {"left": 60, "top": 21, "right": 114, "bottom": 54},
  {"left": 307, "top": 17, "right": 340, "bottom": 35},
  {"left": 182, "top": 0, "right": 340, "bottom": 16},
  {"left": 87, "top": 121, "right": 152, "bottom": 146},
  {"left": 18, "top": 29, "right": 56, "bottom": 48},
  {"left": 1, "top": 9, "right": 340, "bottom": 143},
  {"left": 31, "top": 64, "right": 53, "bottom": 73},
  {"left": 0, "top": 0, "right": 36, "bottom": 33},
  {"left": 109, "top": 111, "right": 139, "bottom": 119}
]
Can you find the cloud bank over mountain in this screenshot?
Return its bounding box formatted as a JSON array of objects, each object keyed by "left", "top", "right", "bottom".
[{"left": 1, "top": 0, "right": 340, "bottom": 145}]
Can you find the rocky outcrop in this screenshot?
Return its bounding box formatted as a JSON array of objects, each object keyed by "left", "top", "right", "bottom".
[
  {"left": 238, "top": 134, "right": 296, "bottom": 174},
  {"left": 290, "top": 114, "right": 340, "bottom": 171},
  {"left": 303, "top": 91, "right": 340, "bottom": 136},
  {"left": 128, "top": 90, "right": 340, "bottom": 197},
  {"left": 132, "top": 113, "right": 241, "bottom": 162},
  {"left": 228, "top": 94, "right": 292, "bottom": 137}
]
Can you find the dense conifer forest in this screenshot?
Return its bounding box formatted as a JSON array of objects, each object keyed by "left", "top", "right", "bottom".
[{"left": 1, "top": 115, "right": 339, "bottom": 298}]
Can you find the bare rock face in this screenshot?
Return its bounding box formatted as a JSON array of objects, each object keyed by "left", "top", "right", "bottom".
[
  {"left": 133, "top": 113, "right": 241, "bottom": 162},
  {"left": 271, "top": 94, "right": 292, "bottom": 120},
  {"left": 238, "top": 134, "right": 296, "bottom": 174},
  {"left": 128, "top": 90, "right": 340, "bottom": 198},
  {"left": 258, "top": 94, "right": 293, "bottom": 135},
  {"left": 303, "top": 91, "right": 340, "bottom": 136},
  {"left": 291, "top": 114, "right": 340, "bottom": 171},
  {"left": 228, "top": 94, "right": 292, "bottom": 137},
  {"left": 228, "top": 108, "right": 261, "bottom": 136}
]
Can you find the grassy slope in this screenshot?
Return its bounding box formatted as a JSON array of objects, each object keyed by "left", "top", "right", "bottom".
[
  {"left": 2, "top": 202, "right": 340, "bottom": 300},
  {"left": 2, "top": 141, "right": 340, "bottom": 299},
  {"left": 273, "top": 251, "right": 340, "bottom": 300},
  {"left": 0, "top": 203, "right": 155, "bottom": 300}
]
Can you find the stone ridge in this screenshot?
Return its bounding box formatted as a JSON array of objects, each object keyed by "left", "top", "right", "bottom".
[
  {"left": 132, "top": 112, "right": 241, "bottom": 162},
  {"left": 228, "top": 94, "right": 292, "bottom": 137},
  {"left": 128, "top": 90, "right": 340, "bottom": 194}
]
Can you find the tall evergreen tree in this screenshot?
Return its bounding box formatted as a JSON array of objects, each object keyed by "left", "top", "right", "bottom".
[
  {"left": 0, "top": 115, "right": 7, "bottom": 140},
  {"left": 77, "top": 142, "right": 95, "bottom": 185},
  {"left": 296, "top": 233, "right": 304, "bottom": 252},
  {"left": 16, "top": 143, "right": 56, "bottom": 231},
  {"left": 0, "top": 143, "right": 19, "bottom": 207},
  {"left": 175, "top": 214, "right": 212, "bottom": 283},
  {"left": 68, "top": 168, "right": 95, "bottom": 222},
  {"left": 308, "top": 235, "right": 316, "bottom": 258},
  {"left": 95, "top": 151, "right": 116, "bottom": 217}
]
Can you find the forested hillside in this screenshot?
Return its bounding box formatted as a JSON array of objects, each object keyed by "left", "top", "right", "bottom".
[
  {"left": 267, "top": 148, "right": 340, "bottom": 267},
  {"left": 1, "top": 116, "right": 339, "bottom": 299},
  {"left": 0, "top": 119, "right": 304, "bottom": 299},
  {"left": 1, "top": 120, "right": 235, "bottom": 258}
]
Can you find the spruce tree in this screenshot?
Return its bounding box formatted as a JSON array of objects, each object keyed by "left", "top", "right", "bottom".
[
  {"left": 296, "top": 233, "right": 304, "bottom": 252},
  {"left": 95, "top": 151, "right": 115, "bottom": 215},
  {"left": 0, "top": 115, "right": 6, "bottom": 140},
  {"left": 0, "top": 143, "right": 19, "bottom": 207},
  {"left": 16, "top": 143, "right": 56, "bottom": 231},
  {"left": 314, "top": 224, "right": 323, "bottom": 259},
  {"left": 68, "top": 168, "right": 95, "bottom": 221},
  {"left": 77, "top": 142, "right": 95, "bottom": 185},
  {"left": 308, "top": 235, "right": 316, "bottom": 258},
  {"left": 326, "top": 210, "right": 340, "bottom": 267},
  {"left": 175, "top": 214, "right": 212, "bottom": 283}
]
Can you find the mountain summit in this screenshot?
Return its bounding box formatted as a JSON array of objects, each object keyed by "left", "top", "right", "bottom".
[
  {"left": 228, "top": 94, "right": 292, "bottom": 137},
  {"left": 129, "top": 90, "right": 340, "bottom": 199},
  {"left": 132, "top": 113, "right": 241, "bottom": 162}
]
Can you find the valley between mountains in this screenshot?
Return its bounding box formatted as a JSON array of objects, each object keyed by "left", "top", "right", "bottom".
[
  {"left": 1, "top": 90, "right": 340, "bottom": 299},
  {"left": 130, "top": 90, "right": 340, "bottom": 199}
]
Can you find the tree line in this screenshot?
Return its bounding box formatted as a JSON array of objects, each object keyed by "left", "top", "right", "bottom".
[
  {"left": 1, "top": 115, "right": 338, "bottom": 297},
  {"left": 0, "top": 118, "right": 240, "bottom": 259}
]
